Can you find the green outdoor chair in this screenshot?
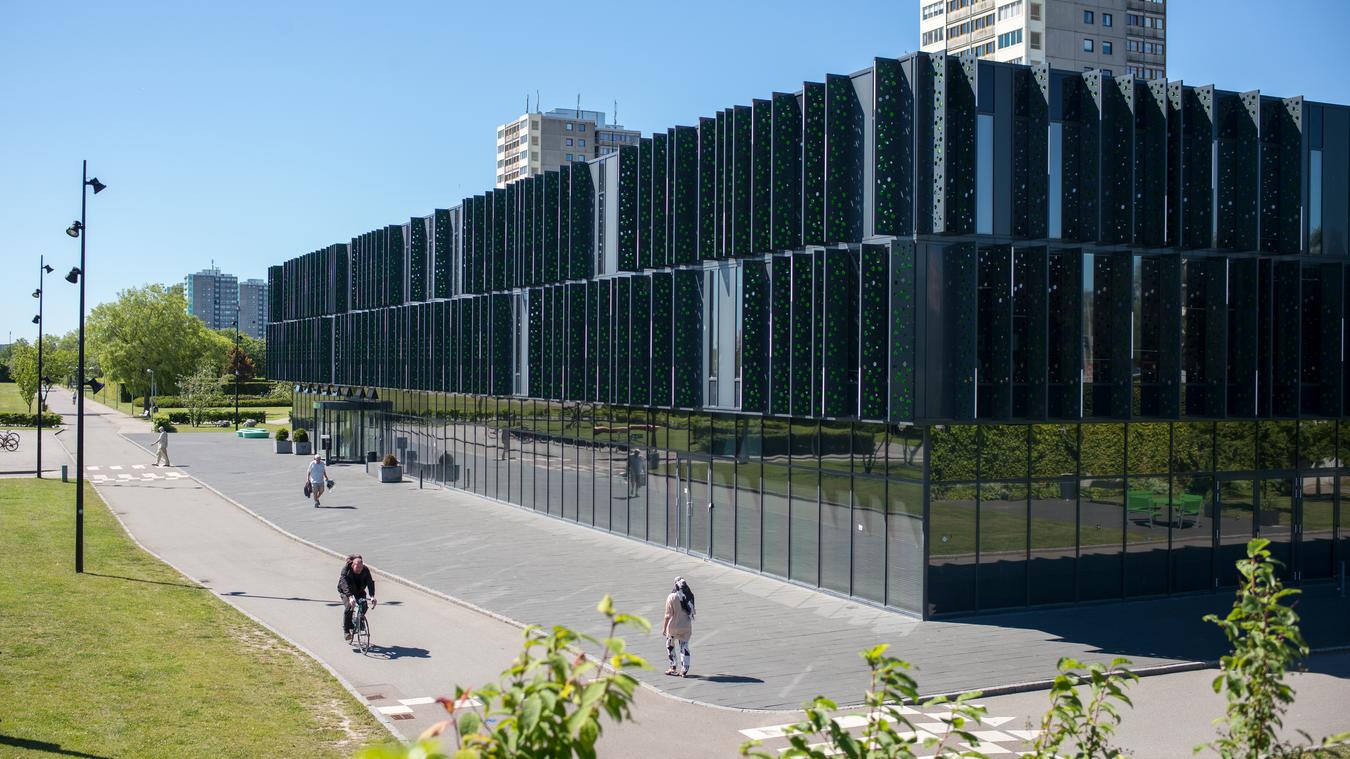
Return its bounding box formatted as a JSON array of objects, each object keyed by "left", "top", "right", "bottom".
[
  {"left": 1175, "top": 493, "right": 1204, "bottom": 527},
  {"left": 1126, "top": 490, "right": 1157, "bottom": 526}
]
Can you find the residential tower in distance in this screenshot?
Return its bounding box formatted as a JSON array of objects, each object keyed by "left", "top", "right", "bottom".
[
  {"left": 496, "top": 107, "right": 640, "bottom": 188},
  {"left": 920, "top": 0, "right": 1166, "bottom": 80},
  {"left": 184, "top": 266, "right": 268, "bottom": 339}
]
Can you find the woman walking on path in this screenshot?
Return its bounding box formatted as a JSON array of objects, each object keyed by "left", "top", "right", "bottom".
[
  {"left": 661, "top": 576, "right": 696, "bottom": 677},
  {"left": 306, "top": 453, "right": 330, "bottom": 507}
]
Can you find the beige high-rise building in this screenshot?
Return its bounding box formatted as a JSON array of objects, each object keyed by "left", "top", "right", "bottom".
[
  {"left": 495, "top": 107, "right": 640, "bottom": 188},
  {"left": 919, "top": 0, "right": 1166, "bottom": 80}
]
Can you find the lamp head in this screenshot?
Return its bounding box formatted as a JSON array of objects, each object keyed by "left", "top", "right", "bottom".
[
  {"left": 65, "top": 267, "right": 82, "bottom": 284},
  {"left": 87, "top": 177, "right": 106, "bottom": 194},
  {"left": 65, "top": 221, "right": 83, "bottom": 238},
  {"left": 32, "top": 289, "right": 41, "bottom": 298},
  {"left": 43, "top": 264, "right": 54, "bottom": 274},
  {"left": 85, "top": 378, "right": 104, "bottom": 394},
  {"left": 32, "top": 315, "right": 40, "bottom": 324}
]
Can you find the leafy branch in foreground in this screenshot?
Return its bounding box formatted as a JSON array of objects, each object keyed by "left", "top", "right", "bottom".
[
  {"left": 358, "top": 595, "right": 649, "bottom": 759},
  {"left": 1030, "top": 657, "right": 1136, "bottom": 759},
  {"left": 1201, "top": 538, "right": 1349, "bottom": 758},
  {"left": 739, "top": 644, "right": 988, "bottom": 759}
]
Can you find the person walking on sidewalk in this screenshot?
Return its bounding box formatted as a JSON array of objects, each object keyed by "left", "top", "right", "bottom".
[
  {"left": 661, "top": 576, "right": 696, "bottom": 677},
  {"left": 153, "top": 425, "right": 171, "bottom": 467},
  {"left": 306, "top": 453, "right": 330, "bottom": 507},
  {"left": 337, "top": 554, "right": 376, "bottom": 643}
]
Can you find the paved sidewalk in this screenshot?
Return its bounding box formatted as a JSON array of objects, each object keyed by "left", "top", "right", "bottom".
[
  {"left": 124, "top": 424, "right": 1350, "bottom": 711},
  {"left": 0, "top": 427, "right": 74, "bottom": 477}
]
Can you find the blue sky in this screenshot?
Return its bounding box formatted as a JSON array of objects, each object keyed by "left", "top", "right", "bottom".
[{"left": 3, "top": 0, "right": 1349, "bottom": 339}]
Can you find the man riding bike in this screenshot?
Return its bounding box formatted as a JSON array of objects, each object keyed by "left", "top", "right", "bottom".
[{"left": 337, "top": 554, "right": 376, "bottom": 642}]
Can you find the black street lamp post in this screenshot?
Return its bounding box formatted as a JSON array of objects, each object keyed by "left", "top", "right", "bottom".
[
  {"left": 67, "top": 160, "right": 106, "bottom": 574},
  {"left": 34, "top": 257, "right": 53, "bottom": 478},
  {"left": 233, "top": 309, "right": 240, "bottom": 430}
]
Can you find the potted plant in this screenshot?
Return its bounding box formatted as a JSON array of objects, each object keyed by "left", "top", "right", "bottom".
[
  {"left": 292, "top": 427, "right": 312, "bottom": 455},
  {"left": 379, "top": 453, "right": 402, "bottom": 483},
  {"left": 274, "top": 427, "right": 292, "bottom": 454}
]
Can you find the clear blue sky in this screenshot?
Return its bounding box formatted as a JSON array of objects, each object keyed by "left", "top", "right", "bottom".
[{"left": 3, "top": 1, "right": 1349, "bottom": 340}]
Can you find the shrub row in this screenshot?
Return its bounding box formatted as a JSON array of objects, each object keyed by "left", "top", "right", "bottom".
[
  {"left": 153, "top": 409, "right": 269, "bottom": 426},
  {"left": 0, "top": 412, "right": 63, "bottom": 427},
  {"left": 216, "top": 379, "right": 274, "bottom": 396},
  {"left": 131, "top": 396, "right": 280, "bottom": 409}
]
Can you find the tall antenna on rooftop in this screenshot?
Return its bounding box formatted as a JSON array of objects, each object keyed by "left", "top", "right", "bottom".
[
  {"left": 576, "top": 94, "right": 581, "bottom": 118},
  {"left": 525, "top": 93, "right": 529, "bottom": 114},
  {"left": 536, "top": 90, "right": 540, "bottom": 113},
  {"left": 613, "top": 99, "right": 618, "bottom": 125}
]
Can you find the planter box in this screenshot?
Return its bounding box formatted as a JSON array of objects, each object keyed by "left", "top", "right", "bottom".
[
  {"left": 379, "top": 465, "right": 402, "bottom": 483},
  {"left": 294, "top": 441, "right": 313, "bottom": 455},
  {"left": 274, "top": 439, "right": 292, "bottom": 454}
]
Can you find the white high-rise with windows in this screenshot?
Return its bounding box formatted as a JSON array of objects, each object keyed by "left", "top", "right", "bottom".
[
  {"left": 238, "top": 278, "right": 268, "bottom": 340},
  {"left": 919, "top": 0, "right": 1166, "bottom": 80},
  {"left": 495, "top": 107, "right": 640, "bottom": 188},
  {"left": 185, "top": 266, "right": 238, "bottom": 332}
]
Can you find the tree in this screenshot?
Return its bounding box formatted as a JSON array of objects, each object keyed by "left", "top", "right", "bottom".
[
  {"left": 4, "top": 336, "right": 75, "bottom": 412},
  {"left": 225, "top": 345, "right": 256, "bottom": 381},
  {"left": 216, "top": 329, "right": 265, "bottom": 377},
  {"left": 179, "top": 360, "right": 223, "bottom": 427},
  {"left": 85, "top": 284, "right": 218, "bottom": 398}
]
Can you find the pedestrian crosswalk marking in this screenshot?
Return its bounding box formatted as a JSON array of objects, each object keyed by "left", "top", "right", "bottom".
[
  {"left": 376, "top": 705, "right": 414, "bottom": 716},
  {"left": 399, "top": 697, "right": 436, "bottom": 706},
  {"left": 132, "top": 464, "right": 145, "bottom": 469},
  {"left": 109, "top": 465, "right": 123, "bottom": 470},
  {"left": 740, "top": 709, "right": 1038, "bottom": 755},
  {"left": 87, "top": 466, "right": 100, "bottom": 471},
  {"left": 117, "top": 474, "right": 133, "bottom": 480}
]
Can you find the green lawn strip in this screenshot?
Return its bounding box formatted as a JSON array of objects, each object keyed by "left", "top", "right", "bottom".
[
  {"left": 0, "top": 480, "right": 390, "bottom": 757},
  {"left": 0, "top": 381, "right": 35, "bottom": 413}
]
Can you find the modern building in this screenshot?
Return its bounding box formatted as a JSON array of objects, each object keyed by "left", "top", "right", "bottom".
[
  {"left": 238, "top": 278, "right": 269, "bottom": 340},
  {"left": 496, "top": 108, "right": 640, "bottom": 188},
  {"left": 921, "top": 0, "right": 1166, "bottom": 80},
  {"left": 185, "top": 265, "right": 239, "bottom": 331},
  {"left": 269, "top": 53, "right": 1349, "bottom": 619}
]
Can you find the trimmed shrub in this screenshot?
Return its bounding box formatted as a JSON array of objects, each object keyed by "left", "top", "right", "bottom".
[
  {"left": 131, "top": 395, "right": 277, "bottom": 408},
  {"left": 216, "top": 379, "right": 272, "bottom": 396},
  {"left": 275, "top": 427, "right": 289, "bottom": 441},
  {"left": 291, "top": 428, "right": 309, "bottom": 443},
  {"left": 0, "top": 412, "right": 63, "bottom": 427},
  {"left": 162, "top": 410, "right": 268, "bottom": 425},
  {"left": 382, "top": 453, "right": 399, "bottom": 467},
  {"left": 151, "top": 414, "right": 177, "bottom": 432}
]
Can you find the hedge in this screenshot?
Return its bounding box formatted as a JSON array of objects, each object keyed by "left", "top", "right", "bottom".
[
  {"left": 160, "top": 410, "right": 269, "bottom": 425},
  {"left": 0, "top": 412, "right": 63, "bottom": 427},
  {"left": 216, "top": 379, "right": 274, "bottom": 396},
  {"left": 131, "top": 396, "right": 280, "bottom": 409}
]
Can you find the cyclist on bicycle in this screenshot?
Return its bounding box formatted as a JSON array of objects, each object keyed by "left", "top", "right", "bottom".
[{"left": 337, "top": 554, "right": 376, "bottom": 643}]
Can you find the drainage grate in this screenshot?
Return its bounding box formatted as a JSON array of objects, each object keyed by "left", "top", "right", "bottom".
[{"left": 390, "top": 713, "right": 415, "bottom": 721}]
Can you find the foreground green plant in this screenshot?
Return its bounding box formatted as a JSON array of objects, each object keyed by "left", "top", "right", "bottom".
[
  {"left": 1030, "top": 657, "right": 1136, "bottom": 759},
  {"left": 740, "top": 644, "right": 987, "bottom": 759},
  {"left": 1201, "top": 538, "right": 1349, "bottom": 758},
  {"left": 358, "top": 595, "right": 649, "bottom": 759}
]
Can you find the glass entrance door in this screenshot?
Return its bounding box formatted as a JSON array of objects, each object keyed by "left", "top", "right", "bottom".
[
  {"left": 1299, "top": 473, "right": 1336, "bottom": 581},
  {"left": 1258, "top": 477, "right": 1296, "bottom": 579}
]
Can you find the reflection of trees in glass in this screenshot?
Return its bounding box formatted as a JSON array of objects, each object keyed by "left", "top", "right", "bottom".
[
  {"left": 1080, "top": 423, "right": 1125, "bottom": 476},
  {"left": 930, "top": 425, "right": 978, "bottom": 481},
  {"left": 1216, "top": 421, "right": 1258, "bottom": 471}
]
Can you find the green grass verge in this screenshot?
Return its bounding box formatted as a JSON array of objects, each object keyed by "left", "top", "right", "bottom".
[
  {"left": 0, "top": 381, "right": 33, "bottom": 414},
  {"left": 0, "top": 479, "right": 390, "bottom": 757}
]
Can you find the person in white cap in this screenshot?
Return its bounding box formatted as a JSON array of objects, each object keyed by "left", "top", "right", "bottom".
[
  {"left": 306, "top": 453, "right": 331, "bottom": 507},
  {"left": 661, "top": 576, "right": 696, "bottom": 677}
]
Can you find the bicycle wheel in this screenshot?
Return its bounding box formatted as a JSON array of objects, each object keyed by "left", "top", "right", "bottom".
[
  {"left": 356, "top": 617, "right": 371, "bottom": 653},
  {"left": 3, "top": 434, "right": 17, "bottom": 452}
]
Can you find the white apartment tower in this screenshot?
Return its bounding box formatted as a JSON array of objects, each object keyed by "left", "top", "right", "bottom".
[
  {"left": 495, "top": 107, "right": 640, "bottom": 188},
  {"left": 920, "top": 0, "right": 1166, "bottom": 80},
  {"left": 238, "top": 278, "right": 269, "bottom": 340},
  {"left": 184, "top": 266, "right": 238, "bottom": 332}
]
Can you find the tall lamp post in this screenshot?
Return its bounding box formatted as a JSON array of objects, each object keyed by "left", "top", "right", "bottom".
[
  {"left": 66, "top": 160, "right": 106, "bottom": 574},
  {"left": 232, "top": 308, "right": 240, "bottom": 430},
  {"left": 33, "top": 257, "right": 54, "bottom": 478},
  {"left": 146, "top": 368, "right": 156, "bottom": 415}
]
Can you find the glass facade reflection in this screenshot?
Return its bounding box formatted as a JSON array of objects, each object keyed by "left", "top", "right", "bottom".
[{"left": 271, "top": 56, "right": 1349, "bottom": 618}]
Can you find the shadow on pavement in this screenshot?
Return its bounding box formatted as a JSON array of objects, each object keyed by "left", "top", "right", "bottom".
[
  {"left": 363, "top": 644, "right": 431, "bottom": 660},
  {"left": 85, "top": 572, "right": 205, "bottom": 591},
  {"left": 219, "top": 591, "right": 404, "bottom": 608},
  {"left": 683, "top": 674, "right": 765, "bottom": 684},
  {"left": 0, "top": 735, "right": 113, "bottom": 758},
  {"left": 314, "top": 504, "right": 358, "bottom": 509}
]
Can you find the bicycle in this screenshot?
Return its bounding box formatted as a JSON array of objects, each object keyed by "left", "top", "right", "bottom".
[
  {"left": 350, "top": 597, "right": 372, "bottom": 653},
  {"left": 0, "top": 430, "right": 18, "bottom": 452}
]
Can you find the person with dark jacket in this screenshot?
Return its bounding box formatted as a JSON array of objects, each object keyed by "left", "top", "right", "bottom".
[{"left": 337, "top": 554, "right": 376, "bottom": 642}]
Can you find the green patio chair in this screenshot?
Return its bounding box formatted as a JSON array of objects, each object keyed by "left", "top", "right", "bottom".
[
  {"left": 1126, "top": 490, "right": 1157, "bottom": 526},
  {"left": 1175, "top": 493, "right": 1203, "bottom": 527}
]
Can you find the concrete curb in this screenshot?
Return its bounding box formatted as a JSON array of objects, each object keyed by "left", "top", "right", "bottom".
[{"left": 56, "top": 429, "right": 407, "bottom": 744}]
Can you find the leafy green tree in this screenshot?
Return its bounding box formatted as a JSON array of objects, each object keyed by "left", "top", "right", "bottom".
[
  {"left": 740, "top": 645, "right": 987, "bottom": 759},
  {"left": 357, "top": 596, "right": 649, "bottom": 759},
  {"left": 1030, "top": 658, "right": 1136, "bottom": 759},
  {"left": 4, "top": 337, "right": 74, "bottom": 412},
  {"left": 86, "top": 284, "right": 220, "bottom": 398},
  {"left": 179, "top": 360, "right": 224, "bottom": 427},
  {"left": 1202, "top": 539, "right": 1350, "bottom": 758},
  {"left": 225, "top": 345, "right": 257, "bottom": 381}
]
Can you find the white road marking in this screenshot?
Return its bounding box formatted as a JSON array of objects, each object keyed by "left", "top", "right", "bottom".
[
  {"left": 109, "top": 465, "right": 123, "bottom": 470},
  {"left": 376, "top": 705, "right": 414, "bottom": 716},
  {"left": 91, "top": 474, "right": 108, "bottom": 482},
  {"left": 117, "top": 474, "right": 133, "bottom": 480},
  {"left": 87, "top": 466, "right": 100, "bottom": 471},
  {"left": 142, "top": 473, "right": 161, "bottom": 480},
  {"left": 399, "top": 697, "right": 436, "bottom": 706},
  {"left": 132, "top": 464, "right": 145, "bottom": 470}
]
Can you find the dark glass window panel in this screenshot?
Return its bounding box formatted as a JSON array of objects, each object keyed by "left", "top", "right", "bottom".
[
  {"left": 981, "top": 424, "right": 1030, "bottom": 481},
  {"left": 1258, "top": 478, "right": 1294, "bottom": 576},
  {"left": 1300, "top": 475, "right": 1335, "bottom": 580},
  {"left": 979, "top": 482, "right": 1028, "bottom": 610},
  {"left": 1078, "top": 478, "right": 1124, "bottom": 601},
  {"left": 1124, "top": 472, "right": 1169, "bottom": 597},
  {"left": 886, "top": 479, "right": 923, "bottom": 613},
  {"left": 1258, "top": 420, "right": 1297, "bottom": 471},
  {"left": 1216, "top": 478, "right": 1254, "bottom": 586},
  {"left": 820, "top": 470, "right": 853, "bottom": 594},
  {"left": 929, "top": 484, "right": 978, "bottom": 614},
  {"left": 1046, "top": 250, "right": 1083, "bottom": 417},
  {"left": 762, "top": 436, "right": 791, "bottom": 578},
  {"left": 789, "top": 463, "right": 819, "bottom": 586},
  {"left": 1169, "top": 475, "right": 1212, "bottom": 593},
  {"left": 1215, "top": 421, "right": 1257, "bottom": 471},
  {"left": 1127, "top": 423, "right": 1170, "bottom": 475},
  {"left": 885, "top": 426, "right": 925, "bottom": 480},
  {"left": 1029, "top": 481, "right": 1077, "bottom": 605},
  {"left": 820, "top": 420, "right": 853, "bottom": 475},
  {"left": 1080, "top": 423, "right": 1125, "bottom": 477},
  {"left": 735, "top": 417, "right": 762, "bottom": 570},
  {"left": 1300, "top": 419, "right": 1336, "bottom": 469},
  {"left": 977, "top": 246, "right": 1013, "bottom": 418},
  {"left": 930, "top": 425, "right": 978, "bottom": 482}
]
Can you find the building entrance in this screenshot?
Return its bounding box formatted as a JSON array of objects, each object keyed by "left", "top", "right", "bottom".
[{"left": 314, "top": 399, "right": 390, "bottom": 463}]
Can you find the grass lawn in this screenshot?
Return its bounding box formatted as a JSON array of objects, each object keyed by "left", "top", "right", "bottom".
[
  {"left": 0, "top": 381, "right": 36, "bottom": 414},
  {"left": 0, "top": 479, "right": 390, "bottom": 757},
  {"left": 153, "top": 405, "right": 292, "bottom": 434}
]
